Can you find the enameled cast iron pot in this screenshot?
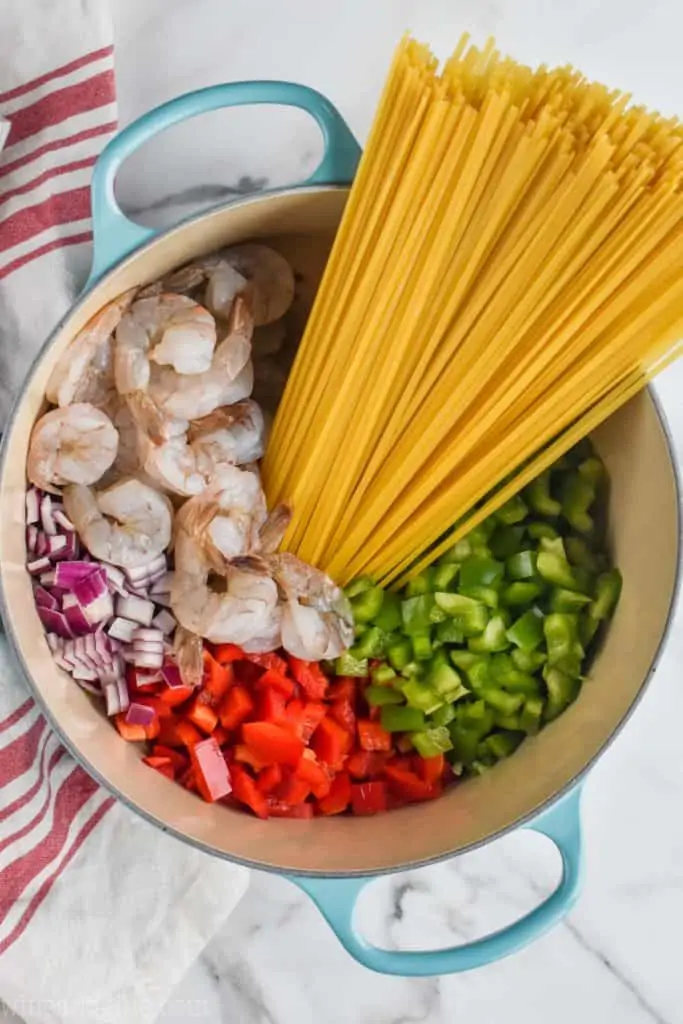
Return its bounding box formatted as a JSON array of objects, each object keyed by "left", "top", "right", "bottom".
[{"left": 0, "top": 83, "right": 680, "bottom": 977}]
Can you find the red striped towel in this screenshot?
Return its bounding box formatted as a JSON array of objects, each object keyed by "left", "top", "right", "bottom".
[{"left": 0, "top": 5, "right": 248, "bottom": 1022}]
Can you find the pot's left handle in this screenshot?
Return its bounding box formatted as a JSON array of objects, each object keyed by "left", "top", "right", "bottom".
[
  {"left": 288, "top": 787, "right": 583, "bottom": 976},
  {"left": 87, "top": 81, "right": 361, "bottom": 286}
]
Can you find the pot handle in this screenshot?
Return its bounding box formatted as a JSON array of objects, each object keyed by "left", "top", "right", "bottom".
[
  {"left": 288, "top": 786, "right": 583, "bottom": 976},
  {"left": 87, "top": 81, "right": 361, "bottom": 285}
]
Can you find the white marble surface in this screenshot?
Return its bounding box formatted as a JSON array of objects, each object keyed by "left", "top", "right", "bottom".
[{"left": 36, "top": 1, "right": 683, "bottom": 1021}]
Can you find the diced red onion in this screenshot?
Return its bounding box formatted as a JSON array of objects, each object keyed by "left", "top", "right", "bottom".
[
  {"left": 40, "top": 494, "right": 57, "bottom": 535},
  {"left": 72, "top": 569, "right": 113, "bottom": 625},
  {"left": 115, "top": 595, "right": 155, "bottom": 627},
  {"left": 104, "top": 682, "right": 123, "bottom": 716},
  {"left": 133, "top": 642, "right": 164, "bottom": 656},
  {"left": 132, "top": 668, "right": 163, "bottom": 688},
  {"left": 45, "top": 632, "right": 61, "bottom": 653},
  {"left": 34, "top": 585, "right": 58, "bottom": 610},
  {"left": 161, "top": 662, "right": 184, "bottom": 688},
  {"left": 62, "top": 594, "right": 91, "bottom": 636},
  {"left": 103, "top": 564, "right": 127, "bottom": 596},
  {"left": 107, "top": 617, "right": 138, "bottom": 643},
  {"left": 26, "top": 525, "right": 38, "bottom": 555},
  {"left": 133, "top": 627, "right": 164, "bottom": 643},
  {"left": 125, "top": 702, "right": 156, "bottom": 727},
  {"left": 72, "top": 664, "right": 99, "bottom": 681},
  {"left": 152, "top": 592, "right": 172, "bottom": 609},
  {"left": 37, "top": 605, "right": 74, "bottom": 638},
  {"left": 36, "top": 531, "right": 49, "bottom": 557},
  {"left": 48, "top": 534, "right": 68, "bottom": 558},
  {"left": 150, "top": 572, "right": 173, "bottom": 595},
  {"left": 26, "top": 488, "right": 40, "bottom": 525},
  {"left": 75, "top": 678, "right": 103, "bottom": 696},
  {"left": 151, "top": 609, "right": 176, "bottom": 635},
  {"left": 28, "top": 556, "right": 53, "bottom": 576},
  {"left": 53, "top": 509, "right": 75, "bottom": 531},
  {"left": 134, "top": 651, "right": 163, "bottom": 669},
  {"left": 54, "top": 561, "right": 99, "bottom": 587},
  {"left": 93, "top": 631, "right": 121, "bottom": 661},
  {"left": 125, "top": 584, "right": 151, "bottom": 599}
]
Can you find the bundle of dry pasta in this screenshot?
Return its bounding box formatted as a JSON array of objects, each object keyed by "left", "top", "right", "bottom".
[{"left": 262, "top": 34, "right": 683, "bottom": 585}]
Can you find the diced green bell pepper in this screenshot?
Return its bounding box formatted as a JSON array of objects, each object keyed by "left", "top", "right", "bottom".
[
  {"left": 406, "top": 570, "right": 434, "bottom": 597},
  {"left": 435, "top": 619, "right": 465, "bottom": 644},
  {"left": 430, "top": 703, "right": 457, "bottom": 727},
  {"left": 350, "top": 586, "right": 385, "bottom": 623},
  {"left": 449, "top": 726, "right": 480, "bottom": 764},
  {"left": 489, "top": 525, "right": 525, "bottom": 559},
  {"left": 344, "top": 576, "right": 376, "bottom": 599},
  {"left": 428, "top": 660, "right": 465, "bottom": 697},
  {"left": 543, "top": 613, "right": 584, "bottom": 675},
  {"left": 527, "top": 521, "right": 560, "bottom": 541},
  {"left": 351, "top": 626, "right": 386, "bottom": 660},
  {"left": 590, "top": 569, "right": 623, "bottom": 621},
  {"left": 559, "top": 472, "right": 596, "bottom": 535},
  {"left": 386, "top": 639, "right": 412, "bottom": 672},
  {"left": 494, "top": 712, "right": 523, "bottom": 730},
  {"left": 432, "top": 563, "right": 460, "bottom": 591},
  {"left": 506, "top": 607, "right": 544, "bottom": 651},
  {"left": 489, "top": 653, "right": 540, "bottom": 694},
  {"left": 520, "top": 695, "right": 544, "bottom": 734},
  {"left": 438, "top": 538, "right": 472, "bottom": 564},
  {"left": 479, "top": 687, "right": 524, "bottom": 715},
  {"left": 480, "top": 730, "right": 524, "bottom": 760},
  {"left": 335, "top": 651, "right": 369, "bottom": 677},
  {"left": 525, "top": 470, "right": 561, "bottom": 517},
  {"left": 365, "top": 684, "right": 405, "bottom": 707},
  {"left": 381, "top": 704, "right": 426, "bottom": 732},
  {"left": 511, "top": 648, "right": 547, "bottom": 673},
  {"left": 550, "top": 588, "right": 592, "bottom": 613},
  {"left": 373, "top": 591, "right": 403, "bottom": 632},
  {"left": 495, "top": 494, "right": 528, "bottom": 524},
  {"left": 401, "top": 595, "right": 437, "bottom": 634},
  {"left": 537, "top": 548, "right": 584, "bottom": 592},
  {"left": 578, "top": 457, "right": 605, "bottom": 487},
  {"left": 371, "top": 663, "right": 397, "bottom": 685},
  {"left": 459, "top": 556, "right": 505, "bottom": 590},
  {"left": 506, "top": 550, "right": 538, "bottom": 580},
  {"left": 412, "top": 633, "right": 433, "bottom": 661},
  {"left": 501, "top": 581, "right": 545, "bottom": 607},
  {"left": 410, "top": 725, "right": 453, "bottom": 757},
  {"left": 401, "top": 679, "right": 443, "bottom": 714},
  {"left": 543, "top": 665, "right": 580, "bottom": 720},
  {"left": 434, "top": 592, "right": 489, "bottom": 635},
  {"left": 565, "top": 535, "right": 606, "bottom": 574},
  {"left": 459, "top": 584, "right": 500, "bottom": 608},
  {"left": 468, "top": 615, "right": 510, "bottom": 654}
]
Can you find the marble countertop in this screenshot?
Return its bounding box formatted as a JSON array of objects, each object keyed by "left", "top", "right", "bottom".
[{"left": 60, "top": 0, "right": 683, "bottom": 1020}]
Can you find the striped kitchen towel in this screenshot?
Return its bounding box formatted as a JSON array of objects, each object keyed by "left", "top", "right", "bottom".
[{"left": 0, "top": 4, "right": 249, "bottom": 1024}]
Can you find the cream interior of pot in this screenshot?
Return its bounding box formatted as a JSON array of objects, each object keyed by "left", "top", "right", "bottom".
[{"left": 0, "top": 187, "right": 678, "bottom": 874}]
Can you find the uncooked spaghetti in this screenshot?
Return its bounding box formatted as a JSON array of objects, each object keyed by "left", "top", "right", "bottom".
[{"left": 262, "top": 34, "right": 683, "bottom": 585}]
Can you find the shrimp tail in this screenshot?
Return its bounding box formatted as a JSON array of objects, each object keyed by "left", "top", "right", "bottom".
[{"left": 258, "top": 502, "right": 292, "bottom": 553}]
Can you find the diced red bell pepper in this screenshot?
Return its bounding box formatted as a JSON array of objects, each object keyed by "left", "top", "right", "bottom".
[
  {"left": 257, "top": 687, "right": 287, "bottom": 724},
  {"left": 357, "top": 719, "right": 392, "bottom": 752},
  {"left": 384, "top": 764, "right": 438, "bottom": 803},
  {"left": 327, "top": 677, "right": 357, "bottom": 702},
  {"left": 282, "top": 699, "right": 327, "bottom": 742},
  {"left": 200, "top": 650, "right": 234, "bottom": 706},
  {"left": 255, "top": 669, "right": 294, "bottom": 698},
  {"left": 242, "top": 721, "right": 305, "bottom": 767},
  {"left": 212, "top": 725, "right": 229, "bottom": 746},
  {"left": 151, "top": 744, "right": 189, "bottom": 773},
  {"left": 157, "top": 685, "right": 195, "bottom": 708},
  {"left": 175, "top": 718, "right": 203, "bottom": 748},
  {"left": 346, "top": 749, "right": 390, "bottom": 780},
  {"left": 414, "top": 754, "right": 445, "bottom": 785},
  {"left": 185, "top": 696, "right": 218, "bottom": 735},
  {"left": 296, "top": 754, "right": 331, "bottom": 798},
  {"left": 288, "top": 657, "right": 329, "bottom": 700},
  {"left": 189, "top": 737, "right": 232, "bottom": 803},
  {"left": 142, "top": 755, "right": 175, "bottom": 780},
  {"left": 218, "top": 685, "right": 255, "bottom": 730},
  {"left": 316, "top": 771, "right": 352, "bottom": 815},
  {"left": 233, "top": 744, "right": 269, "bottom": 771},
  {"left": 351, "top": 780, "right": 388, "bottom": 816},
  {"left": 311, "top": 717, "right": 352, "bottom": 769},
  {"left": 256, "top": 763, "right": 283, "bottom": 795},
  {"left": 126, "top": 665, "right": 162, "bottom": 695},
  {"left": 329, "top": 697, "right": 355, "bottom": 734},
  {"left": 116, "top": 711, "right": 160, "bottom": 741},
  {"left": 233, "top": 660, "right": 262, "bottom": 686},
  {"left": 267, "top": 800, "right": 314, "bottom": 819},
  {"left": 275, "top": 770, "right": 311, "bottom": 805},
  {"left": 212, "top": 643, "right": 245, "bottom": 664},
  {"left": 178, "top": 765, "right": 197, "bottom": 792},
  {"left": 230, "top": 763, "right": 268, "bottom": 819},
  {"left": 247, "top": 651, "right": 289, "bottom": 675}
]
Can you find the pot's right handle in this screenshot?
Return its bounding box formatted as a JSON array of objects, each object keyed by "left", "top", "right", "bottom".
[
  {"left": 87, "top": 81, "right": 361, "bottom": 285},
  {"left": 290, "top": 786, "right": 584, "bottom": 976}
]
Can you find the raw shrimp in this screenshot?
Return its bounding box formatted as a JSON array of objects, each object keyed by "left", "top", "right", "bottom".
[
  {"left": 173, "top": 464, "right": 268, "bottom": 568},
  {"left": 270, "top": 552, "right": 353, "bottom": 660},
  {"left": 114, "top": 293, "right": 217, "bottom": 393},
  {"left": 146, "top": 297, "right": 254, "bottom": 420},
  {"left": 27, "top": 403, "right": 119, "bottom": 493},
  {"left": 172, "top": 513, "right": 282, "bottom": 646},
  {"left": 143, "top": 244, "right": 295, "bottom": 326},
  {"left": 173, "top": 626, "right": 204, "bottom": 687},
  {"left": 62, "top": 477, "right": 173, "bottom": 568},
  {"left": 45, "top": 289, "right": 138, "bottom": 409},
  {"left": 140, "top": 400, "right": 266, "bottom": 496}
]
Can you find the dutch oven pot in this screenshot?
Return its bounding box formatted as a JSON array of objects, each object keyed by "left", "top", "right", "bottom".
[{"left": 0, "top": 82, "right": 680, "bottom": 976}]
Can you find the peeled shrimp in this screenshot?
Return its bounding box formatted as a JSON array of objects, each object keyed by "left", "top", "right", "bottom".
[
  {"left": 270, "top": 552, "right": 353, "bottom": 660},
  {"left": 144, "top": 244, "right": 295, "bottom": 326},
  {"left": 115, "top": 293, "right": 217, "bottom": 394},
  {"left": 62, "top": 477, "right": 172, "bottom": 568},
  {"left": 173, "top": 626, "right": 204, "bottom": 687},
  {"left": 27, "top": 403, "right": 119, "bottom": 493},
  {"left": 45, "top": 289, "right": 138, "bottom": 409},
  {"left": 140, "top": 400, "right": 266, "bottom": 497},
  {"left": 146, "top": 297, "right": 254, "bottom": 421}
]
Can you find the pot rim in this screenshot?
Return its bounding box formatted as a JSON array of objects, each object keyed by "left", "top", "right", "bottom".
[{"left": 1, "top": 186, "right": 680, "bottom": 878}]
